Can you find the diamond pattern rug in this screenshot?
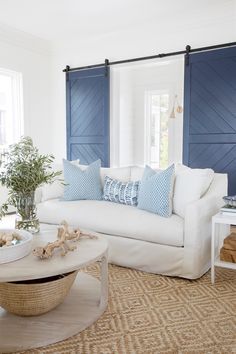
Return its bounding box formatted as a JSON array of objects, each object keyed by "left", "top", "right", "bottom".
[{"left": 16, "top": 265, "right": 236, "bottom": 354}]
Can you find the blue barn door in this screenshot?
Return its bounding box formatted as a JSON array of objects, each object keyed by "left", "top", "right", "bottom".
[
  {"left": 66, "top": 67, "right": 110, "bottom": 167},
  {"left": 183, "top": 46, "right": 236, "bottom": 195}
]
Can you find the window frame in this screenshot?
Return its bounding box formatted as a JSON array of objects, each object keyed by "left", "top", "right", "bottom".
[
  {"left": 144, "top": 89, "right": 169, "bottom": 169},
  {"left": 0, "top": 67, "right": 24, "bottom": 151}
]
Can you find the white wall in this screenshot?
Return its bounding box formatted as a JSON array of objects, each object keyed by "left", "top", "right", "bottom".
[
  {"left": 0, "top": 25, "right": 52, "bottom": 207},
  {"left": 111, "top": 67, "right": 134, "bottom": 166},
  {"left": 0, "top": 1, "right": 234, "bottom": 163},
  {"left": 50, "top": 5, "right": 236, "bottom": 163},
  {"left": 0, "top": 25, "right": 52, "bottom": 154}
]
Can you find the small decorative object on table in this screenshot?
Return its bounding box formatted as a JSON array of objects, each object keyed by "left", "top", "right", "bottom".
[
  {"left": 220, "top": 195, "right": 236, "bottom": 216},
  {"left": 223, "top": 195, "right": 236, "bottom": 207},
  {"left": 0, "top": 229, "right": 33, "bottom": 264},
  {"left": 0, "top": 230, "right": 22, "bottom": 247},
  {"left": 0, "top": 137, "right": 62, "bottom": 233},
  {"left": 33, "top": 220, "right": 97, "bottom": 259},
  {"left": 220, "top": 232, "right": 236, "bottom": 263}
]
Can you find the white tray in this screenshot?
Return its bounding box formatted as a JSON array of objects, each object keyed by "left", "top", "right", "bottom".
[{"left": 0, "top": 229, "right": 33, "bottom": 264}]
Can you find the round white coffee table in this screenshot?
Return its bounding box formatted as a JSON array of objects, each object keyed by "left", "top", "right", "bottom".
[{"left": 0, "top": 229, "right": 108, "bottom": 353}]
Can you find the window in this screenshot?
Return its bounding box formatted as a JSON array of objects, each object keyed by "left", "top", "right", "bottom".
[
  {"left": 0, "top": 110, "right": 7, "bottom": 145},
  {"left": 0, "top": 68, "right": 23, "bottom": 157},
  {"left": 145, "top": 91, "right": 169, "bottom": 169}
]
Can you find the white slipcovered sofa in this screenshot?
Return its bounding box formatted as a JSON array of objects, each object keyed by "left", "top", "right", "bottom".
[{"left": 36, "top": 164, "right": 227, "bottom": 279}]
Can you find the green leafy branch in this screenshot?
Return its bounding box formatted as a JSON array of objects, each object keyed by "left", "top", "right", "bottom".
[{"left": 0, "top": 137, "right": 62, "bottom": 219}]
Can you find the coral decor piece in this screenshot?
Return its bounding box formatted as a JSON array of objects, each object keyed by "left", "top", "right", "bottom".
[{"left": 33, "top": 220, "right": 97, "bottom": 259}]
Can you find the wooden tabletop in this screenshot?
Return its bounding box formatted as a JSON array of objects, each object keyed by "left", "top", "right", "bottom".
[{"left": 0, "top": 229, "right": 108, "bottom": 282}]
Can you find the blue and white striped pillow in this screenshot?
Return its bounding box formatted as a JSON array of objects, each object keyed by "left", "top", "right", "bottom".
[{"left": 103, "top": 176, "right": 140, "bottom": 206}]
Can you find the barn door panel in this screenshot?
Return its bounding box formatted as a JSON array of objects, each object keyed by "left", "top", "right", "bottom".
[
  {"left": 183, "top": 46, "right": 236, "bottom": 195},
  {"left": 66, "top": 67, "right": 110, "bottom": 167}
]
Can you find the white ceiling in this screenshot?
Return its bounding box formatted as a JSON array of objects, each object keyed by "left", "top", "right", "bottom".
[{"left": 0, "top": 0, "right": 234, "bottom": 43}]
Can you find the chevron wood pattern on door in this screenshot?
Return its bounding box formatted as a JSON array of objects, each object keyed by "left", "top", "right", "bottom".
[
  {"left": 71, "top": 143, "right": 106, "bottom": 167},
  {"left": 66, "top": 67, "right": 110, "bottom": 166},
  {"left": 183, "top": 46, "right": 236, "bottom": 195}
]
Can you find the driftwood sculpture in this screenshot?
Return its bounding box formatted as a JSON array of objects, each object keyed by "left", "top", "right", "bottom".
[{"left": 33, "top": 220, "right": 97, "bottom": 259}]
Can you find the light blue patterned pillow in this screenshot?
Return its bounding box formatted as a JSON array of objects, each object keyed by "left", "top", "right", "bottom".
[
  {"left": 62, "top": 159, "right": 102, "bottom": 201},
  {"left": 103, "top": 176, "right": 140, "bottom": 206},
  {"left": 137, "top": 164, "right": 175, "bottom": 217}
]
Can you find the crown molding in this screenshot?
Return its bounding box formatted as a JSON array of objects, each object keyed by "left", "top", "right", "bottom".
[{"left": 0, "top": 22, "right": 52, "bottom": 55}]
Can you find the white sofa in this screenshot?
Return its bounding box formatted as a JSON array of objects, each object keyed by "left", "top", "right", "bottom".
[{"left": 36, "top": 164, "right": 228, "bottom": 279}]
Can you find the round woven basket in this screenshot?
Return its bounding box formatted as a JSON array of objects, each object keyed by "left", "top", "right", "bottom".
[{"left": 0, "top": 270, "right": 78, "bottom": 316}]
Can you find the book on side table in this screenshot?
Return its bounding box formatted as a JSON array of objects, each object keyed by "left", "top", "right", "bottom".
[{"left": 220, "top": 205, "right": 236, "bottom": 217}]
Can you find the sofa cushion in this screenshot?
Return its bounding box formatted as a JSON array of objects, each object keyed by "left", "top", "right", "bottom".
[
  {"left": 138, "top": 164, "right": 175, "bottom": 217},
  {"left": 103, "top": 176, "right": 140, "bottom": 206},
  {"left": 41, "top": 163, "right": 130, "bottom": 202},
  {"left": 100, "top": 167, "right": 131, "bottom": 186},
  {"left": 41, "top": 160, "right": 80, "bottom": 202},
  {"left": 130, "top": 166, "right": 162, "bottom": 181},
  {"left": 76, "top": 164, "right": 131, "bottom": 187},
  {"left": 63, "top": 159, "right": 102, "bottom": 201},
  {"left": 130, "top": 166, "right": 145, "bottom": 181},
  {"left": 173, "top": 164, "right": 214, "bottom": 218},
  {"left": 41, "top": 179, "right": 64, "bottom": 202},
  {"left": 37, "top": 199, "right": 184, "bottom": 247}
]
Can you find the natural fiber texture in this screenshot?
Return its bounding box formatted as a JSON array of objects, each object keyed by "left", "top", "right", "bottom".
[
  {"left": 0, "top": 271, "right": 77, "bottom": 316},
  {"left": 15, "top": 265, "right": 236, "bottom": 353}
]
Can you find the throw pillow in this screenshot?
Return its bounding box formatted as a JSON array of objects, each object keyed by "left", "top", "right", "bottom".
[
  {"left": 137, "top": 164, "right": 175, "bottom": 217},
  {"left": 103, "top": 176, "right": 140, "bottom": 206},
  {"left": 173, "top": 164, "right": 214, "bottom": 218},
  {"left": 62, "top": 159, "right": 102, "bottom": 201}
]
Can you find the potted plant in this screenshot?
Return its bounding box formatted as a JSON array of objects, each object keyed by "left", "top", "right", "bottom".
[{"left": 0, "top": 137, "right": 61, "bottom": 233}]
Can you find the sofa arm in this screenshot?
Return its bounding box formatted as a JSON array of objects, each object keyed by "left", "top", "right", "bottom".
[
  {"left": 184, "top": 172, "right": 228, "bottom": 248},
  {"left": 182, "top": 174, "right": 228, "bottom": 278},
  {"left": 184, "top": 194, "right": 221, "bottom": 248}
]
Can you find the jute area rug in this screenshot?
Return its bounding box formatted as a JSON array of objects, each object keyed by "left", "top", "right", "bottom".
[{"left": 17, "top": 264, "right": 236, "bottom": 354}]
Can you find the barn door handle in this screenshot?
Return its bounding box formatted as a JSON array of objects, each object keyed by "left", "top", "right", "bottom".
[
  {"left": 105, "top": 59, "right": 109, "bottom": 76},
  {"left": 185, "top": 45, "right": 191, "bottom": 66}
]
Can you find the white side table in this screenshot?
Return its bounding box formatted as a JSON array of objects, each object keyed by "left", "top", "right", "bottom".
[{"left": 211, "top": 213, "right": 236, "bottom": 284}]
